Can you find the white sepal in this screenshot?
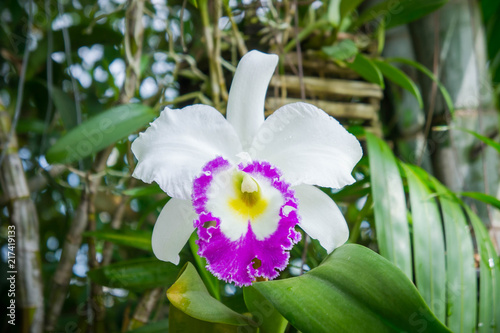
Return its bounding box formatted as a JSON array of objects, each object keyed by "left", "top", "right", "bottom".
[{"left": 151, "top": 198, "right": 197, "bottom": 264}]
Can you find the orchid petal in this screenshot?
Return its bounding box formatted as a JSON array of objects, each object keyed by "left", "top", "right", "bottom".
[
  {"left": 294, "top": 184, "right": 349, "bottom": 253},
  {"left": 152, "top": 198, "right": 197, "bottom": 265},
  {"left": 226, "top": 50, "right": 279, "bottom": 149},
  {"left": 132, "top": 105, "right": 242, "bottom": 200},
  {"left": 251, "top": 102, "right": 362, "bottom": 189}
]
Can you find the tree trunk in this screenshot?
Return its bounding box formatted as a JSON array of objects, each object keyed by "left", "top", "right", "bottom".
[
  {"left": 0, "top": 109, "right": 44, "bottom": 333},
  {"left": 409, "top": 0, "right": 500, "bottom": 247}
]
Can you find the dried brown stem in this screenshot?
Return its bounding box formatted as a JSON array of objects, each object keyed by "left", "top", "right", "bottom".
[
  {"left": 127, "top": 288, "right": 164, "bottom": 330},
  {"left": 45, "top": 149, "right": 111, "bottom": 332}
]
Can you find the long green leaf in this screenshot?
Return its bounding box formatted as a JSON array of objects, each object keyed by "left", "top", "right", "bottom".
[
  {"left": 347, "top": 54, "right": 385, "bottom": 87},
  {"left": 403, "top": 164, "right": 446, "bottom": 322},
  {"left": 356, "top": 0, "right": 448, "bottom": 29},
  {"left": 254, "top": 244, "right": 450, "bottom": 333},
  {"left": 457, "top": 128, "right": 500, "bottom": 154},
  {"left": 167, "top": 263, "right": 254, "bottom": 327},
  {"left": 46, "top": 104, "right": 157, "bottom": 164},
  {"left": 366, "top": 133, "right": 412, "bottom": 278},
  {"left": 87, "top": 258, "right": 179, "bottom": 291},
  {"left": 243, "top": 286, "right": 287, "bottom": 333},
  {"left": 461, "top": 192, "right": 500, "bottom": 210},
  {"left": 386, "top": 57, "right": 455, "bottom": 116},
  {"left": 373, "top": 60, "right": 423, "bottom": 108},
  {"left": 84, "top": 229, "right": 152, "bottom": 251},
  {"left": 464, "top": 206, "right": 500, "bottom": 332},
  {"left": 431, "top": 180, "right": 477, "bottom": 332}
]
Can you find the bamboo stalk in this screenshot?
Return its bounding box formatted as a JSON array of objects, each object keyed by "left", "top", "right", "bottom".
[
  {"left": 120, "top": 0, "right": 145, "bottom": 104},
  {"left": 199, "top": 0, "right": 221, "bottom": 110},
  {"left": 0, "top": 109, "right": 44, "bottom": 333},
  {"left": 223, "top": 1, "right": 248, "bottom": 57}
]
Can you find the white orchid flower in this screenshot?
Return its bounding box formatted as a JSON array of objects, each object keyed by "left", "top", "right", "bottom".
[{"left": 131, "top": 50, "right": 362, "bottom": 286}]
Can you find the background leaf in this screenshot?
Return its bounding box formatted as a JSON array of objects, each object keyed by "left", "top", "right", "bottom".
[
  {"left": 461, "top": 192, "right": 500, "bottom": 210},
  {"left": 322, "top": 39, "right": 358, "bottom": 61},
  {"left": 356, "top": 0, "right": 449, "bottom": 29},
  {"left": 457, "top": 128, "right": 500, "bottom": 154},
  {"left": 84, "top": 229, "right": 152, "bottom": 251},
  {"left": 87, "top": 258, "right": 179, "bottom": 291},
  {"left": 46, "top": 104, "right": 157, "bottom": 164},
  {"left": 346, "top": 54, "right": 385, "bottom": 87},
  {"left": 373, "top": 60, "right": 423, "bottom": 108},
  {"left": 386, "top": 57, "right": 455, "bottom": 116}
]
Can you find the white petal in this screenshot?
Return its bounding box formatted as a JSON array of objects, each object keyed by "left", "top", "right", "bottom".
[
  {"left": 152, "top": 198, "right": 197, "bottom": 264},
  {"left": 132, "top": 105, "right": 242, "bottom": 200},
  {"left": 294, "top": 184, "right": 349, "bottom": 253},
  {"left": 226, "top": 50, "right": 279, "bottom": 149},
  {"left": 250, "top": 102, "right": 362, "bottom": 189}
]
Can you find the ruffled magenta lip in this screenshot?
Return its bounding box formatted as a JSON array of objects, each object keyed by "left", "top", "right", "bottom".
[{"left": 191, "top": 156, "right": 301, "bottom": 286}]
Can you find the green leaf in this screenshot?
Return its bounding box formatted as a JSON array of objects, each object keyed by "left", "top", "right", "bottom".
[
  {"left": 169, "top": 306, "right": 249, "bottom": 333},
  {"left": 456, "top": 127, "right": 500, "bottom": 154},
  {"left": 366, "top": 133, "right": 412, "bottom": 278},
  {"left": 464, "top": 206, "right": 500, "bottom": 332},
  {"left": 167, "top": 263, "right": 254, "bottom": 327},
  {"left": 347, "top": 54, "right": 384, "bottom": 87},
  {"left": 254, "top": 244, "right": 450, "bottom": 333},
  {"left": 243, "top": 286, "right": 287, "bottom": 333},
  {"left": 327, "top": 0, "right": 341, "bottom": 27},
  {"left": 189, "top": 233, "right": 221, "bottom": 300},
  {"left": 51, "top": 86, "right": 78, "bottom": 130},
  {"left": 356, "top": 0, "right": 448, "bottom": 29},
  {"left": 122, "top": 184, "right": 165, "bottom": 198},
  {"left": 46, "top": 104, "right": 157, "bottom": 164},
  {"left": 461, "top": 192, "right": 500, "bottom": 210},
  {"left": 339, "top": 0, "right": 364, "bottom": 20},
  {"left": 386, "top": 57, "right": 454, "bottom": 116},
  {"left": 430, "top": 180, "right": 476, "bottom": 332},
  {"left": 373, "top": 60, "right": 423, "bottom": 108},
  {"left": 84, "top": 229, "right": 152, "bottom": 251},
  {"left": 128, "top": 320, "right": 169, "bottom": 333},
  {"left": 87, "top": 258, "right": 179, "bottom": 291},
  {"left": 322, "top": 39, "right": 358, "bottom": 61},
  {"left": 402, "top": 165, "right": 446, "bottom": 322},
  {"left": 481, "top": 0, "right": 500, "bottom": 23}
]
